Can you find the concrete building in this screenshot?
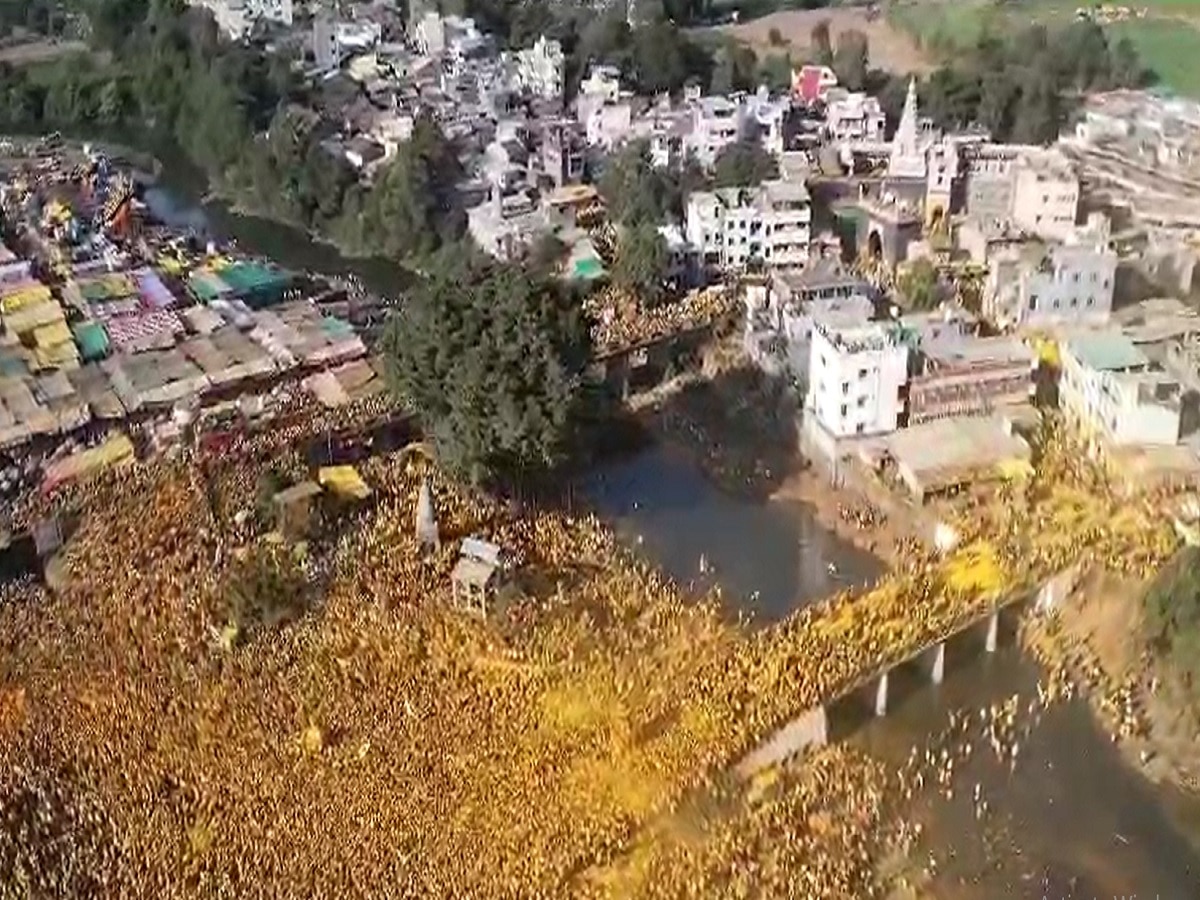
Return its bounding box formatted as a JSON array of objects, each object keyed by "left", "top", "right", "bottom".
[
  {"left": 579, "top": 65, "right": 623, "bottom": 105},
  {"left": 686, "top": 96, "right": 746, "bottom": 168},
  {"left": 908, "top": 336, "right": 1035, "bottom": 424},
  {"left": 1060, "top": 331, "right": 1184, "bottom": 447},
  {"left": 806, "top": 320, "right": 909, "bottom": 438},
  {"left": 586, "top": 102, "right": 634, "bottom": 151},
  {"left": 744, "top": 87, "right": 792, "bottom": 157},
  {"left": 824, "top": 90, "right": 886, "bottom": 143},
  {"left": 541, "top": 119, "right": 586, "bottom": 188},
  {"left": 961, "top": 144, "right": 1033, "bottom": 232},
  {"left": 792, "top": 64, "right": 838, "bottom": 104},
  {"left": 641, "top": 111, "right": 691, "bottom": 169},
  {"left": 744, "top": 265, "right": 873, "bottom": 382},
  {"left": 514, "top": 35, "right": 564, "bottom": 101},
  {"left": 467, "top": 189, "right": 550, "bottom": 261},
  {"left": 313, "top": 15, "right": 340, "bottom": 71},
  {"left": 983, "top": 216, "right": 1117, "bottom": 330},
  {"left": 1010, "top": 149, "right": 1080, "bottom": 241},
  {"left": 684, "top": 180, "right": 811, "bottom": 272}
]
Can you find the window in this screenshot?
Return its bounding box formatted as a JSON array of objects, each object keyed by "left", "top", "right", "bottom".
[
  {"left": 842, "top": 382, "right": 849, "bottom": 394},
  {"left": 1070, "top": 297, "right": 1078, "bottom": 308},
  {"left": 856, "top": 422, "right": 865, "bottom": 434},
  {"left": 1086, "top": 297, "right": 1094, "bottom": 307},
  {"left": 857, "top": 396, "right": 866, "bottom": 408},
  {"left": 1072, "top": 273, "right": 1079, "bottom": 283},
  {"left": 858, "top": 368, "right": 868, "bottom": 379},
  {"left": 1029, "top": 295, "right": 1038, "bottom": 310},
  {"left": 1053, "top": 299, "right": 1061, "bottom": 309},
  {"left": 840, "top": 404, "right": 848, "bottom": 417}
]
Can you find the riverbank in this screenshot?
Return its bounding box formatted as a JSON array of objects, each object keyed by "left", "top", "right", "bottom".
[{"left": 1022, "top": 564, "right": 1200, "bottom": 806}]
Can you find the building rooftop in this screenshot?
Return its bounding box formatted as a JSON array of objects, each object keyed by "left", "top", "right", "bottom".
[
  {"left": 882, "top": 414, "right": 1032, "bottom": 498},
  {"left": 925, "top": 335, "right": 1034, "bottom": 369},
  {"left": 1067, "top": 332, "right": 1148, "bottom": 372},
  {"left": 816, "top": 320, "right": 902, "bottom": 354},
  {"left": 760, "top": 179, "right": 811, "bottom": 205}
]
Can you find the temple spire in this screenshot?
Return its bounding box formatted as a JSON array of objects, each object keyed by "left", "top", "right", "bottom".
[{"left": 888, "top": 78, "right": 925, "bottom": 179}]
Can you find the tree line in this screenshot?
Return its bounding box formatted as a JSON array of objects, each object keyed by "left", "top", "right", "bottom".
[{"left": 0, "top": 0, "right": 467, "bottom": 264}]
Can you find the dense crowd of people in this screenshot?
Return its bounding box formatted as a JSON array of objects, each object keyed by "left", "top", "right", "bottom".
[
  {"left": 0, "top": 404, "right": 1184, "bottom": 896},
  {"left": 586, "top": 286, "right": 737, "bottom": 358}
]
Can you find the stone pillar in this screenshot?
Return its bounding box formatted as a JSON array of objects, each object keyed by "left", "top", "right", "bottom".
[
  {"left": 874, "top": 671, "right": 889, "bottom": 717},
  {"left": 928, "top": 641, "right": 946, "bottom": 685},
  {"left": 985, "top": 610, "right": 999, "bottom": 653}
]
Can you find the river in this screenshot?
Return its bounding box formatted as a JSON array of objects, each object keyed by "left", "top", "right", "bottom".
[
  {"left": 147, "top": 162, "right": 1200, "bottom": 896},
  {"left": 582, "top": 446, "right": 1200, "bottom": 897}
]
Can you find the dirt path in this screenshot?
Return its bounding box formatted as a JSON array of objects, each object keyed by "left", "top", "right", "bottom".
[{"left": 703, "top": 8, "right": 934, "bottom": 74}]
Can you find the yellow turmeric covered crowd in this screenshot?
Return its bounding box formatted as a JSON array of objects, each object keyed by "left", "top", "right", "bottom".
[{"left": 0, "top": 407, "right": 1184, "bottom": 898}]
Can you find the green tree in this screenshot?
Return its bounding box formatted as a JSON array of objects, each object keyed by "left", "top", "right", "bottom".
[
  {"left": 353, "top": 115, "right": 465, "bottom": 261},
  {"left": 811, "top": 19, "right": 833, "bottom": 67},
  {"left": 599, "top": 141, "right": 675, "bottom": 226},
  {"left": 380, "top": 264, "right": 590, "bottom": 486},
  {"left": 832, "top": 29, "right": 868, "bottom": 92},
  {"left": 757, "top": 53, "right": 794, "bottom": 93},
  {"left": 96, "top": 78, "right": 129, "bottom": 125},
  {"left": 713, "top": 137, "right": 778, "bottom": 188},
  {"left": 1144, "top": 549, "right": 1200, "bottom": 698},
  {"left": 1111, "top": 36, "right": 1145, "bottom": 88},
  {"left": 613, "top": 224, "right": 669, "bottom": 305},
  {"left": 710, "top": 40, "right": 758, "bottom": 95},
  {"left": 898, "top": 257, "right": 941, "bottom": 311}
]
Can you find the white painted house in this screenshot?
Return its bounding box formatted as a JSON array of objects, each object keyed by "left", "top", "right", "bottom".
[
  {"left": 806, "top": 321, "right": 909, "bottom": 438},
  {"left": 684, "top": 180, "right": 811, "bottom": 272},
  {"left": 1060, "top": 331, "right": 1184, "bottom": 447}
]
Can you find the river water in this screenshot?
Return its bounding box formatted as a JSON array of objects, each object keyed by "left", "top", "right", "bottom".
[
  {"left": 148, "top": 164, "right": 1200, "bottom": 897},
  {"left": 582, "top": 446, "right": 1200, "bottom": 898}
]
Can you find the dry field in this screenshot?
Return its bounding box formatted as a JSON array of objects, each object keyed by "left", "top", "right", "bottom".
[{"left": 708, "top": 7, "right": 934, "bottom": 74}]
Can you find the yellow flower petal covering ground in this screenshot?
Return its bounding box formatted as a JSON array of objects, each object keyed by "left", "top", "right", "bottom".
[{"left": 0, "top": 408, "right": 1181, "bottom": 897}]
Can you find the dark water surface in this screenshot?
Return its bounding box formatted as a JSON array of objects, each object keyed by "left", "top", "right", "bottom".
[{"left": 579, "top": 443, "right": 883, "bottom": 623}]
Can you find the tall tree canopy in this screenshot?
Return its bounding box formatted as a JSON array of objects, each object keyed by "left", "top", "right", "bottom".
[
  {"left": 832, "top": 29, "right": 869, "bottom": 92},
  {"left": 1144, "top": 548, "right": 1200, "bottom": 702},
  {"left": 915, "top": 20, "right": 1148, "bottom": 145},
  {"left": 613, "top": 224, "right": 670, "bottom": 305},
  {"left": 381, "top": 262, "right": 591, "bottom": 486},
  {"left": 598, "top": 141, "right": 682, "bottom": 227},
  {"left": 713, "top": 137, "right": 779, "bottom": 188}
]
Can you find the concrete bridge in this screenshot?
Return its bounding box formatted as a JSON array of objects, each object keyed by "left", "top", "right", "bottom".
[{"left": 736, "top": 564, "right": 1084, "bottom": 779}]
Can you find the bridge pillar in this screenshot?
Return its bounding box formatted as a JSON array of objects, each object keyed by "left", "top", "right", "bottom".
[
  {"left": 874, "top": 671, "right": 889, "bottom": 717},
  {"left": 985, "top": 609, "right": 999, "bottom": 654},
  {"left": 927, "top": 641, "right": 946, "bottom": 685}
]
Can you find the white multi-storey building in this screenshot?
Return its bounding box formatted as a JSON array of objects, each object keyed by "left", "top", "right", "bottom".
[
  {"left": 806, "top": 321, "right": 909, "bottom": 438},
  {"left": 686, "top": 96, "right": 746, "bottom": 168},
  {"left": 1010, "top": 148, "right": 1080, "bottom": 241},
  {"left": 1060, "top": 331, "right": 1184, "bottom": 447},
  {"left": 513, "top": 35, "right": 564, "bottom": 100},
  {"left": 579, "top": 65, "right": 623, "bottom": 105},
  {"left": 824, "top": 90, "right": 886, "bottom": 144},
  {"left": 984, "top": 214, "right": 1116, "bottom": 329},
  {"left": 684, "top": 180, "right": 811, "bottom": 272}
]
